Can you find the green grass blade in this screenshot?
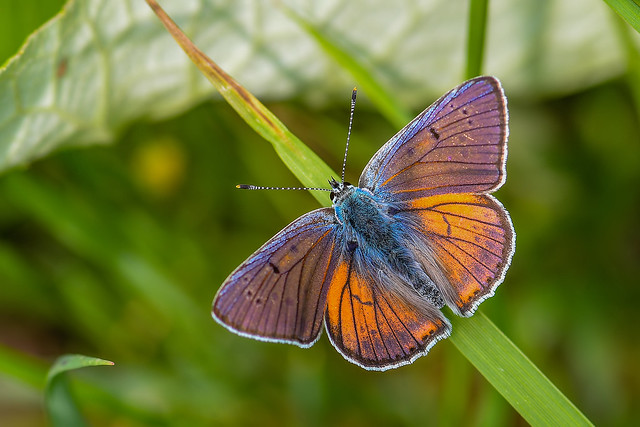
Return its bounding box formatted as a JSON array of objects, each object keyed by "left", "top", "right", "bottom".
[
  {"left": 466, "top": 0, "right": 489, "bottom": 79},
  {"left": 45, "top": 354, "right": 114, "bottom": 427},
  {"left": 0, "top": 342, "right": 48, "bottom": 389},
  {"left": 145, "top": 0, "right": 335, "bottom": 204},
  {"left": 280, "top": 5, "right": 411, "bottom": 129},
  {"left": 612, "top": 9, "right": 640, "bottom": 118},
  {"left": 0, "top": 345, "right": 168, "bottom": 425},
  {"left": 46, "top": 354, "right": 114, "bottom": 383},
  {"left": 603, "top": 0, "right": 640, "bottom": 33},
  {"left": 462, "top": 1, "right": 591, "bottom": 423},
  {"left": 449, "top": 313, "right": 593, "bottom": 426}
]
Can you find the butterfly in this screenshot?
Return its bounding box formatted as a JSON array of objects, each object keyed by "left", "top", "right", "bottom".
[{"left": 212, "top": 76, "right": 515, "bottom": 371}]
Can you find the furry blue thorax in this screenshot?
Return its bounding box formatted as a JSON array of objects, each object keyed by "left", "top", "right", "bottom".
[{"left": 332, "top": 184, "right": 445, "bottom": 308}]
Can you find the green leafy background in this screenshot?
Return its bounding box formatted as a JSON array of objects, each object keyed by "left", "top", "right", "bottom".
[{"left": 1, "top": 0, "right": 639, "bottom": 425}]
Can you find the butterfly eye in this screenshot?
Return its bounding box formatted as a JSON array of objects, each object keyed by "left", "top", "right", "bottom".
[
  {"left": 344, "top": 181, "right": 352, "bottom": 187},
  {"left": 330, "top": 192, "right": 335, "bottom": 201}
]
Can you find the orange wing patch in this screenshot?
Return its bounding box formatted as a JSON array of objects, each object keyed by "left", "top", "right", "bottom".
[
  {"left": 325, "top": 257, "right": 451, "bottom": 370},
  {"left": 405, "top": 193, "right": 514, "bottom": 316}
]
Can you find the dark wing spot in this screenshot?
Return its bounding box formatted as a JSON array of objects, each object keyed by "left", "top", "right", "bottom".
[
  {"left": 462, "top": 107, "right": 468, "bottom": 115},
  {"left": 268, "top": 262, "right": 280, "bottom": 274},
  {"left": 407, "top": 147, "right": 415, "bottom": 157},
  {"left": 347, "top": 239, "right": 358, "bottom": 252},
  {"left": 468, "top": 119, "right": 474, "bottom": 125},
  {"left": 429, "top": 127, "right": 440, "bottom": 140}
]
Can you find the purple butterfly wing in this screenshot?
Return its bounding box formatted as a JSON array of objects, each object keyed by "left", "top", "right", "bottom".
[
  {"left": 212, "top": 208, "right": 340, "bottom": 347},
  {"left": 358, "top": 77, "right": 514, "bottom": 317},
  {"left": 359, "top": 76, "right": 508, "bottom": 201}
]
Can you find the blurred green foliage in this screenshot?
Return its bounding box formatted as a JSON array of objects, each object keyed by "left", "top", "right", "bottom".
[{"left": 1, "top": 1, "right": 639, "bottom": 426}]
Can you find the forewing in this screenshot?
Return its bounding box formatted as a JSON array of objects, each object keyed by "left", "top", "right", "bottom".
[
  {"left": 324, "top": 254, "right": 451, "bottom": 370},
  {"left": 400, "top": 193, "right": 515, "bottom": 316},
  {"left": 212, "top": 208, "right": 340, "bottom": 347},
  {"left": 360, "top": 76, "right": 508, "bottom": 201}
]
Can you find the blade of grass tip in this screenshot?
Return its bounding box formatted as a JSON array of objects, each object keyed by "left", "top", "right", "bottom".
[
  {"left": 449, "top": 313, "right": 593, "bottom": 426},
  {"left": 0, "top": 346, "right": 166, "bottom": 424},
  {"left": 45, "top": 354, "right": 114, "bottom": 427},
  {"left": 46, "top": 354, "right": 114, "bottom": 382},
  {"left": 603, "top": 0, "right": 640, "bottom": 34},
  {"left": 465, "top": 0, "right": 489, "bottom": 79},
  {"left": 144, "top": 0, "right": 335, "bottom": 205},
  {"left": 279, "top": 4, "right": 412, "bottom": 129}
]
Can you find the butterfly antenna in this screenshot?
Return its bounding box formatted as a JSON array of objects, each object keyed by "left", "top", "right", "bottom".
[
  {"left": 341, "top": 87, "right": 357, "bottom": 184},
  {"left": 236, "top": 184, "right": 331, "bottom": 192}
]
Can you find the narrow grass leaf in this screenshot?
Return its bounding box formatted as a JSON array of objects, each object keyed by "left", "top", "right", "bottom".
[
  {"left": 603, "top": 0, "right": 640, "bottom": 34},
  {"left": 280, "top": 5, "right": 411, "bottom": 129},
  {"left": 0, "top": 345, "right": 168, "bottom": 424},
  {"left": 462, "top": 1, "right": 591, "bottom": 423},
  {"left": 145, "top": 0, "right": 335, "bottom": 204},
  {"left": 612, "top": 10, "right": 640, "bottom": 118},
  {"left": 465, "top": 0, "right": 489, "bottom": 79},
  {"left": 46, "top": 354, "right": 114, "bottom": 383},
  {"left": 449, "top": 313, "right": 593, "bottom": 426},
  {"left": 0, "top": 343, "right": 48, "bottom": 389}
]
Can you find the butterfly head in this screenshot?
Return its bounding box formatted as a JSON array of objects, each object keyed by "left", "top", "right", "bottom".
[{"left": 329, "top": 177, "right": 354, "bottom": 204}]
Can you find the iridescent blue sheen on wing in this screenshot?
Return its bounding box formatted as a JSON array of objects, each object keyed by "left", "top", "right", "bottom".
[{"left": 359, "top": 77, "right": 508, "bottom": 202}]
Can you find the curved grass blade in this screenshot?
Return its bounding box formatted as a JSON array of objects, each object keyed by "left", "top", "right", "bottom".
[
  {"left": 603, "top": 0, "right": 640, "bottom": 34},
  {"left": 462, "top": 2, "right": 591, "bottom": 423},
  {"left": 612, "top": 8, "right": 640, "bottom": 118},
  {"left": 449, "top": 313, "right": 593, "bottom": 426},
  {"left": 0, "top": 344, "right": 169, "bottom": 425},
  {"left": 0, "top": 342, "right": 48, "bottom": 389},
  {"left": 145, "top": 0, "right": 335, "bottom": 205},
  {"left": 45, "top": 354, "right": 114, "bottom": 427},
  {"left": 279, "top": 4, "right": 411, "bottom": 129}
]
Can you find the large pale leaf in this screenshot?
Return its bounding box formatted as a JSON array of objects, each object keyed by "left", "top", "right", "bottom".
[{"left": 0, "top": 0, "right": 634, "bottom": 172}]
